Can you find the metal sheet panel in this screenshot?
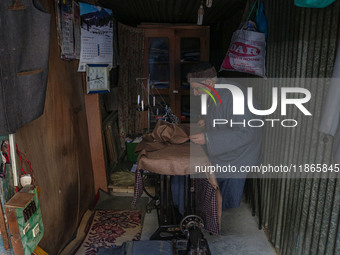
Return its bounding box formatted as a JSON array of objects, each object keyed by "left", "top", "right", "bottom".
[{"left": 252, "top": 1, "right": 340, "bottom": 254}]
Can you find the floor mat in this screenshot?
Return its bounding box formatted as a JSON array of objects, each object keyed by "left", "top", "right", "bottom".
[
  {"left": 75, "top": 210, "right": 142, "bottom": 255},
  {"left": 94, "top": 191, "right": 149, "bottom": 211}
]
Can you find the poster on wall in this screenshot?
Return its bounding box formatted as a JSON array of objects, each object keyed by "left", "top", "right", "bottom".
[
  {"left": 77, "top": 2, "right": 114, "bottom": 72},
  {"left": 56, "top": 0, "right": 76, "bottom": 60}
]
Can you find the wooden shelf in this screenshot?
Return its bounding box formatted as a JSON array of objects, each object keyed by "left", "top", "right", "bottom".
[
  {"left": 180, "top": 89, "right": 191, "bottom": 95},
  {"left": 149, "top": 62, "right": 169, "bottom": 64},
  {"left": 180, "top": 60, "right": 200, "bottom": 64},
  {"left": 150, "top": 88, "right": 170, "bottom": 95},
  {"left": 141, "top": 25, "right": 209, "bottom": 128}
]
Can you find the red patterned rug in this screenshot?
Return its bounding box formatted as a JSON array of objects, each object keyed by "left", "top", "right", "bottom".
[{"left": 75, "top": 210, "right": 142, "bottom": 255}]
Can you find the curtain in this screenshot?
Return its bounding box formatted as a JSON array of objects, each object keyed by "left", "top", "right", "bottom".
[{"left": 117, "top": 23, "right": 144, "bottom": 148}]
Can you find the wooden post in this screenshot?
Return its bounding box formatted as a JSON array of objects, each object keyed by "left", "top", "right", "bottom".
[
  {"left": 9, "top": 134, "right": 18, "bottom": 187},
  {"left": 83, "top": 75, "right": 107, "bottom": 193},
  {"left": 0, "top": 204, "right": 10, "bottom": 250}
]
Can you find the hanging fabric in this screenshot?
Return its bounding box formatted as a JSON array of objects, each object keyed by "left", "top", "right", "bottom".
[
  {"left": 255, "top": 1, "right": 268, "bottom": 39},
  {"left": 117, "top": 23, "right": 144, "bottom": 149},
  {"left": 0, "top": 0, "right": 51, "bottom": 135},
  {"left": 294, "top": 0, "right": 335, "bottom": 8}
]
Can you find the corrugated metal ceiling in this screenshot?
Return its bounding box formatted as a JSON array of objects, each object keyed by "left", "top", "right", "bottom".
[{"left": 96, "top": 0, "right": 246, "bottom": 26}]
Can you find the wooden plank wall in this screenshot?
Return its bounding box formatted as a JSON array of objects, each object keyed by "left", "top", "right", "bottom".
[{"left": 14, "top": 0, "right": 95, "bottom": 253}]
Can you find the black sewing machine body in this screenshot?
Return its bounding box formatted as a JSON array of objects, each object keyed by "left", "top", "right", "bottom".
[{"left": 145, "top": 174, "right": 211, "bottom": 255}]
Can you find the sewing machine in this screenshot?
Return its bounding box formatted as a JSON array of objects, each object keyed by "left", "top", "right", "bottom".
[
  {"left": 143, "top": 173, "right": 211, "bottom": 255},
  {"left": 176, "top": 215, "right": 211, "bottom": 255},
  {"left": 132, "top": 107, "right": 217, "bottom": 254}
]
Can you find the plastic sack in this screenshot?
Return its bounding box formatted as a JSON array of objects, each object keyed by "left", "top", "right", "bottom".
[
  {"left": 295, "top": 0, "right": 335, "bottom": 8},
  {"left": 255, "top": 2, "right": 268, "bottom": 39},
  {"left": 220, "top": 29, "right": 266, "bottom": 78}
]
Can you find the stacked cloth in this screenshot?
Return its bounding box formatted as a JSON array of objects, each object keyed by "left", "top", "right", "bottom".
[{"left": 131, "top": 120, "right": 222, "bottom": 234}]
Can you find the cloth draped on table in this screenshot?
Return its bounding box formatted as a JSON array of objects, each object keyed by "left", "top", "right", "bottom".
[{"left": 131, "top": 121, "right": 222, "bottom": 234}]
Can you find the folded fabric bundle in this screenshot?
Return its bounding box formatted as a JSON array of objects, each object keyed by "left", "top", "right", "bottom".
[
  {"left": 151, "top": 120, "right": 190, "bottom": 144},
  {"left": 134, "top": 121, "right": 209, "bottom": 176}
]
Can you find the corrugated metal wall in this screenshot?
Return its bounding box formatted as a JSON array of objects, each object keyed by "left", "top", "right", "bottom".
[{"left": 254, "top": 1, "right": 340, "bottom": 254}]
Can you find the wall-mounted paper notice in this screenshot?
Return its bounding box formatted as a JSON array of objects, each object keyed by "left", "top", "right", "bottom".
[
  {"left": 78, "top": 2, "right": 113, "bottom": 72},
  {"left": 73, "top": 1, "right": 81, "bottom": 59}
]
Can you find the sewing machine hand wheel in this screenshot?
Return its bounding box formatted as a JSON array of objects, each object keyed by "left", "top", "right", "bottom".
[{"left": 180, "top": 215, "right": 204, "bottom": 233}]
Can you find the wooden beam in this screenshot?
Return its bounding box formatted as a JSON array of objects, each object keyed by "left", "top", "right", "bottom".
[{"left": 83, "top": 76, "right": 107, "bottom": 193}]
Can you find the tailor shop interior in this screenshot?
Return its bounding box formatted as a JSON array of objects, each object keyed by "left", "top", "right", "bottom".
[{"left": 1, "top": 0, "right": 340, "bottom": 254}]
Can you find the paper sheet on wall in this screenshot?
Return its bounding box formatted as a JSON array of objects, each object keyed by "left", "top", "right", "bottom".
[
  {"left": 56, "top": 0, "right": 76, "bottom": 60},
  {"left": 61, "top": 2, "right": 75, "bottom": 59},
  {"left": 78, "top": 2, "right": 113, "bottom": 72},
  {"left": 73, "top": 1, "right": 81, "bottom": 59}
]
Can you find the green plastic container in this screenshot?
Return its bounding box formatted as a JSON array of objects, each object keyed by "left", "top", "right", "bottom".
[{"left": 126, "top": 142, "right": 139, "bottom": 162}]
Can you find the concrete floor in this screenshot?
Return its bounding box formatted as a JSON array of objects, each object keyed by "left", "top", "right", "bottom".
[{"left": 141, "top": 200, "right": 277, "bottom": 255}]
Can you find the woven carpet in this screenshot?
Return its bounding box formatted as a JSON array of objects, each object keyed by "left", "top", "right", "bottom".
[{"left": 75, "top": 210, "right": 142, "bottom": 255}]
